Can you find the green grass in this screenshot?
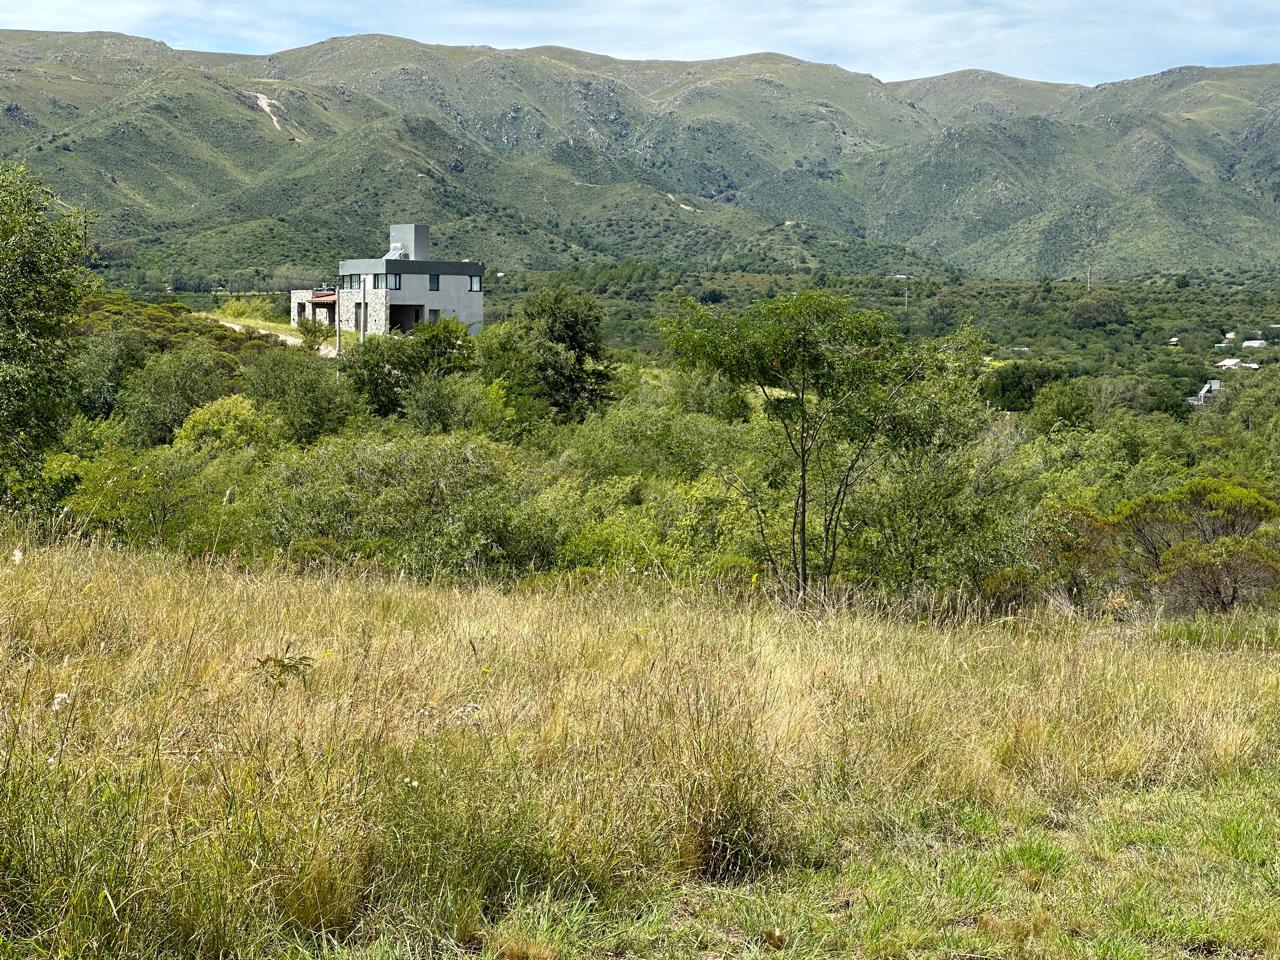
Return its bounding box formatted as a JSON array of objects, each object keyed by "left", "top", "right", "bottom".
[
  {"left": 4, "top": 531, "right": 1280, "bottom": 957},
  {"left": 199, "top": 309, "right": 342, "bottom": 352}
]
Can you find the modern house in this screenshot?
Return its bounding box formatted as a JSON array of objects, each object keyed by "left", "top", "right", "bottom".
[
  {"left": 291, "top": 224, "right": 484, "bottom": 336},
  {"left": 1187, "top": 379, "right": 1223, "bottom": 406}
]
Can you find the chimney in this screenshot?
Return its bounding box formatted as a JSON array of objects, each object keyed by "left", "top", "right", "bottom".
[{"left": 389, "top": 224, "right": 429, "bottom": 261}]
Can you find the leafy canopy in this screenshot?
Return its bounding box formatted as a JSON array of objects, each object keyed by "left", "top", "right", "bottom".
[
  {"left": 477, "top": 287, "right": 611, "bottom": 421},
  {"left": 662, "top": 289, "right": 981, "bottom": 598},
  {"left": 0, "top": 163, "right": 94, "bottom": 477}
]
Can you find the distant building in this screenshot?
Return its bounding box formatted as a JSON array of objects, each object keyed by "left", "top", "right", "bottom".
[
  {"left": 1167, "top": 336, "right": 1181, "bottom": 346},
  {"left": 290, "top": 224, "right": 484, "bottom": 336},
  {"left": 1215, "top": 358, "right": 1242, "bottom": 369},
  {"left": 1242, "top": 339, "right": 1268, "bottom": 348},
  {"left": 1187, "top": 379, "right": 1223, "bottom": 406}
]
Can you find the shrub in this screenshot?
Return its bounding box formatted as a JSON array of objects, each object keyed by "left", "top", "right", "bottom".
[
  {"left": 173, "top": 395, "right": 282, "bottom": 453},
  {"left": 115, "top": 340, "right": 235, "bottom": 447},
  {"left": 980, "top": 360, "right": 1067, "bottom": 412},
  {"left": 240, "top": 433, "right": 555, "bottom": 575},
  {"left": 243, "top": 349, "right": 360, "bottom": 445},
  {"left": 1157, "top": 534, "right": 1280, "bottom": 613},
  {"left": 219, "top": 297, "right": 279, "bottom": 322},
  {"left": 1026, "top": 378, "right": 1096, "bottom": 433},
  {"left": 338, "top": 319, "right": 474, "bottom": 418},
  {"left": 666, "top": 367, "right": 751, "bottom": 422},
  {"left": 295, "top": 311, "right": 332, "bottom": 350},
  {"left": 55, "top": 441, "right": 259, "bottom": 551},
  {"left": 402, "top": 373, "right": 517, "bottom": 438},
  {"left": 1110, "top": 478, "right": 1280, "bottom": 611}
]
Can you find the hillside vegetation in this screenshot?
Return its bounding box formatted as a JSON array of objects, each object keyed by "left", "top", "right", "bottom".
[
  {"left": 2, "top": 30, "right": 1280, "bottom": 282},
  {"left": 9, "top": 109, "right": 1280, "bottom": 960},
  {"left": 4, "top": 536, "right": 1280, "bottom": 957}
]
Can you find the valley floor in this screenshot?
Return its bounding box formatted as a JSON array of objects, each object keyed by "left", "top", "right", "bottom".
[{"left": 2, "top": 538, "right": 1280, "bottom": 958}]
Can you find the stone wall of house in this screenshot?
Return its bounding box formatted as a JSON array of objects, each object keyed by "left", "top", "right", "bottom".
[
  {"left": 289, "top": 290, "right": 310, "bottom": 326},
  {"left": 337, "top": 288, "right": 390, "bottom": 334}
]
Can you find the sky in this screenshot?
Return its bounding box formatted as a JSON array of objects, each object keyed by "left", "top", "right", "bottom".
[{"left": 1, "top": 0, "right": 1277, "bottom": 84}]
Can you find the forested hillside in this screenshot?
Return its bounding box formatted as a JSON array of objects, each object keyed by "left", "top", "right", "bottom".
[{"left": 3, "top": 30, "right": 1280, "bottom": 285}]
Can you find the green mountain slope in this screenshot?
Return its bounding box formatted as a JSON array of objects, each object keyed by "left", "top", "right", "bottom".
[{"left": 3, "top": 29, "right": 1279, "bottom": 280}]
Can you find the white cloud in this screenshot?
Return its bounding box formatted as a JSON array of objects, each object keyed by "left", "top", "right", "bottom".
[{"left": 1, "top": 0, "right": 1277, "bottom": 83}]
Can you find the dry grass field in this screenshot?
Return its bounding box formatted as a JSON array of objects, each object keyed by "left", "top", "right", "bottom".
[{"left": 3, "top": 533, "right": 1280, "bottom": 958}]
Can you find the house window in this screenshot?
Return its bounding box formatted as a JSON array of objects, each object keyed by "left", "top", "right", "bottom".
[
  {"left": 429, "top": 273, "right": 440, "bottom": 291},
  {"left": 428, "top": 309, "right": 441, "bottom": 323},
  {"left": 469, "top": 275, "right": 482, "bottom": 292},
  {"left": 373, "top": 274, "right": 386, "bottom": 289},
  {"left": 388, "top": 273, "right": 401, "bottom": 290}
]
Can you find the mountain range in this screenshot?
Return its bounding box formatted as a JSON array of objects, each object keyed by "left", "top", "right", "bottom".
[{"left": 3, "top": 29, "right": 1279, "bottom": 281}]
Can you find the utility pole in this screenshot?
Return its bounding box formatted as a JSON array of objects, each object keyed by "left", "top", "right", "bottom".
[
  {"left": 888, "top": 274, "right": 912, "bottom": 309},
  {"left": 335, "top": 286, "right": 342, "bottom": 358},
  {"left": 360, "top": 275, "right": 367, "bottom": 344}
]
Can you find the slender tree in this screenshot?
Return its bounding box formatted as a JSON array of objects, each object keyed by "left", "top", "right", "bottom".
[
  {"left": 663, "top": 290, "right": 979, "bottom": 599},
  {"left": 0, "top": 164, "right": 94, "bottom": 484}
]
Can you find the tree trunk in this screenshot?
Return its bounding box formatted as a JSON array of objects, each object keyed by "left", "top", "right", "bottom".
[{"left": 797, "top": 440, "right": 808, "bottom": 599}]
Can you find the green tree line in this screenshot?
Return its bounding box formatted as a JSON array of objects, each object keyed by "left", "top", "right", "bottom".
[{"left": 6, "top": 163, "right": 1280, "bottom": 614}]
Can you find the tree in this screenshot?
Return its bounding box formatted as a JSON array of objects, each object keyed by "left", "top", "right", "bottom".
[
  {"left": 0, "top": 164, "right": 94, "bottom": 482},
  {"left": 296, "top": 311, "right": 332, "bottom": 350},
  {"left": 74, "top": 325, "right": 149, "bottom": 420},
  {"left": 116, "top": 340, "right": 234, "bottom": 447},
  {"left": 1068, "top": 294, "right": 1128, "bottom": 330},
  {"left": 477, "top": 287, "right": 611, "bottom": 420},
  {"left": 662, "top": 290, "right": 980, "bottom": 599},
  {"left": 1109, "top": 478, "right": 1280, "bottom": 611},
  {"left": 980, "top": 360, "right": 1067, "bottom": 412},
  {"left": 338, "top": 318, "right": 473, "bottom": 418},
  {"left": 244, "top": 349, "right": 360, "bottom": 444}
]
